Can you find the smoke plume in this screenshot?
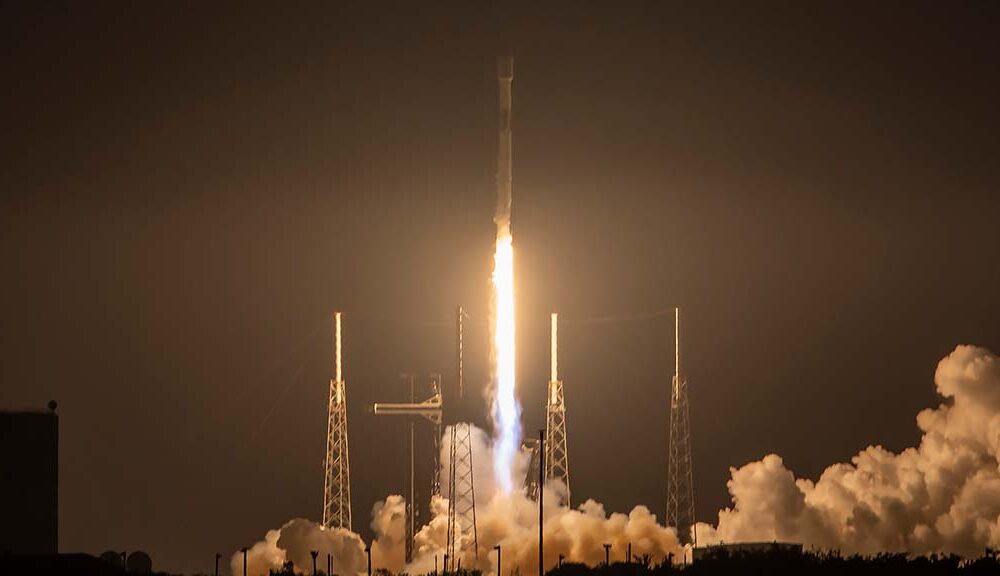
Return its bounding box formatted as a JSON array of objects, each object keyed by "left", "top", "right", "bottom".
[
  {"left": 230, "top": 498, "right": 401, "bottom": 576},
  {"left": 233, "top": 347, "right": 1000, "bottom": 572},
  {"left": 698, "top": 345, "right": 1000, "bottom": 557},
  {"left": 235, "top": 424, "right": 682, "bottom": 575}
]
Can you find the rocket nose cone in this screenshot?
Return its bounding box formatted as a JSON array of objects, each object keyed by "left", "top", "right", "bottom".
[{"left": 498, "top": 55, "right": 513, "bottom": 80}]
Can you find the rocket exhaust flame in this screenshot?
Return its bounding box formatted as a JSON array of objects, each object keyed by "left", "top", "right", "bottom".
[
  {"left": 492, "top": 233, "right": 519, "bottom": 492},
  {"left": 491, "top": 55, "right": 519, "bottom": 493}
]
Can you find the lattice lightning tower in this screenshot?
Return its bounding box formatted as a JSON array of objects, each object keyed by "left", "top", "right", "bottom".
[
  {"left": 666, "top": 307, "right": 696, "bottom": 545},
  {"left": 322, "top": 312, "right": 353, "bottom": 530},
  {"left": 544, "top": 313, "right": 571, "bottom": 506},
  {"left": 446, "top": 422, "right": 478, "bottom": 569}
]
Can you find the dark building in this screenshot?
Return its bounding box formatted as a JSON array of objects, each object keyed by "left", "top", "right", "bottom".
[
  {"left": 693, "top": 541, "right": 804, "bottom": 562},
  {"left": 0, "top": 405, "right": 58, "bottom": 554},
  {"left": 3, "top": 553, "right": 123, "bottom": 576}
]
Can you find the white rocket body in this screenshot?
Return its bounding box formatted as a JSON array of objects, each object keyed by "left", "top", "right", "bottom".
[{"left": 496, "top": 56, "right": 513, "bottom": 238}]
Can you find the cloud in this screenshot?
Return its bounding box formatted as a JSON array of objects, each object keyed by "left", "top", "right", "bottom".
[{"left": 698, "top": 345, "right": 1000, "bottom": 557}]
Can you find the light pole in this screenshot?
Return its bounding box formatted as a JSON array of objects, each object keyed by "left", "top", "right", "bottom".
[
  {"left": 311, "top": 550, "right": 319, "bottom": 575},
  {"left": 365, "top": 546, "right": 372, "bottom": 576},
  {"left": 494, "top": 545, "right": 501, "bottom": 576},
  {"left": 603, "top": 544, "right": 611, "bottom": 566}
]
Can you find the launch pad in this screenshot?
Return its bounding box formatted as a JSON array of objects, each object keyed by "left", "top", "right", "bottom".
[{"left": 319, "top": 55, "right": 697, "bottom": 566}]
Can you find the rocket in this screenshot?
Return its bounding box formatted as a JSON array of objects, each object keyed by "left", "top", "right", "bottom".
[{"left": 496, "top": 55, "right": 513, "bottom": 238}]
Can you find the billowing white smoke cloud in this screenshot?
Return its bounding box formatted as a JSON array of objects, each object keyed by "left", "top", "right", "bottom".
[
  {"left": 230, "top": 520, "right": 368, "bottom": 576},
  {"left": 409, "top": 425, "right": 683, "bottom": 575},
  {"left": 236, "top": 424, "right": 683, "bottom": 575},
  {"left": 698, "top": 345, "right": 1000, "bottom": 557},
  {"left": 230, "top": 497, "right": 401, "bottom": 576}
]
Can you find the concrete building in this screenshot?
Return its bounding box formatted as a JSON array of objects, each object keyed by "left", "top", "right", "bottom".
[{"left": 0, "top": 404, "right": 58, "bottom": 554}]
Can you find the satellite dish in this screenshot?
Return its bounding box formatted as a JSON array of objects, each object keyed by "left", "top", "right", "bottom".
[
  {"left": 99, "top": 550, "right": 121, "bottom": 565},
  {"left": 127, "top": 550, "right": 153, "bottom": 574}
]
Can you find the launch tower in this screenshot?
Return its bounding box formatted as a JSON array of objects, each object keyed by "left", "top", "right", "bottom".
[
  {"left": 322, "top": 312, "right": 353, "bottom": 530},
  {"left": 446, "top": 422, "right": 478, "bottom": 568},
  {"left": 544, "top": 313, "right": 571, "bottom": 505},
  {"left": 666, "top": 307, "right": 696, "bottom": 545}
]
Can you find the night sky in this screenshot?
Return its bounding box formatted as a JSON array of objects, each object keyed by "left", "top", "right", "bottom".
[{"left": 3, "top": 2, "right": 1000, "bottom": 574}]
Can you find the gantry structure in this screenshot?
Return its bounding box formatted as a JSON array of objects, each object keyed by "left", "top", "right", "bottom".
[
  {"left": 371, "top": 307, "right": 482, "bottom": 565},
  {"left": 373, "top": 374, "right": 443, "bottom": 562}
]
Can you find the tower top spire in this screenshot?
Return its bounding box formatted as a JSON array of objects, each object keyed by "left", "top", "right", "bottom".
[
  {"left": 551, "top": 313, "right": 558, "bottom": 383},
  {"left": 335, "top": 311, "right": 342, "bottom": 382},
  {"left": 674, "top": 307, "right": 680, "bottom": 381}
]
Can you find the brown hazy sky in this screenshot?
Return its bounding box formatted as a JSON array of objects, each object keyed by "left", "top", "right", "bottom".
[{"left": 2, "top": 2, "right": 999, "bottom": 574}]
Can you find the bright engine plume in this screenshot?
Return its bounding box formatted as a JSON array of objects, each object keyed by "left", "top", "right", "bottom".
[{"left": 492, "top": 233, "right": 519, "bottom": 492}]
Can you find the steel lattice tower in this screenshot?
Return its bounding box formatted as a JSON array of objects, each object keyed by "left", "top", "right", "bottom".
[
  {"left": 322, "top": 312, "right": 352, "bottom": 530},
  {"left": 544, "top": 313, "right": 571, "bottom": 506},
  {"left": 446, "top": 422, "right": 478, "bottom": 569},
  {"left": 666, "top": 307, "right": 695, "bottom": 545}
]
